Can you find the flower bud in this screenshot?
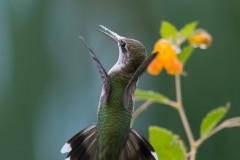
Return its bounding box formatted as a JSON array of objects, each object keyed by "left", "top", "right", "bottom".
[{"left": 188, "top": 29, "right": 212, "bottom": 49}]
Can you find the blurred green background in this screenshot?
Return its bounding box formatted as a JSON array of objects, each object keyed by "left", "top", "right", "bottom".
[{"left": 1, "top": 0, "right": 240, "bottom": 159}]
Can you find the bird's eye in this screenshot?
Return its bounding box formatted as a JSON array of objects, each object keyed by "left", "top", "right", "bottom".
[{"left": 119, "top": 40, "right": 126, "bottom": 48}]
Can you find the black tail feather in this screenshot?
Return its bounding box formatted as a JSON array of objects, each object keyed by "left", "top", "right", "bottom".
[
  {"left": 119, "top": 129, "right": 158, "bottom": 160},
  {"left": 61, "top": 125, "right": 158, "bottom": 160},
  {"left": 61, "top": 124, "right": 98, "bottom": 160}
]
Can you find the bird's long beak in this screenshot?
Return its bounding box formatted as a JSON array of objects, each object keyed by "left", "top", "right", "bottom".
[{"left": 98, "top": 25, "right": 122, "bottom": 42}]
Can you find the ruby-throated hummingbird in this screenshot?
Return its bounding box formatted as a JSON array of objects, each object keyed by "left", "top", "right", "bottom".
[{"left": 61, "top": 25, "right": 158, "bottom": 160}]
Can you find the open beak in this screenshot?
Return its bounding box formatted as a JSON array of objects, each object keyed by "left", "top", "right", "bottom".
[{"left": 98, "top": 25, "right": 122, "bottom": 42}]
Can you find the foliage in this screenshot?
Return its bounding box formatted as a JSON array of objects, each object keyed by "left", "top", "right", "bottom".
[
  {"left": 149, "top": 126, "right": 187, "bottom": 160},
  {"left": 132, "top": 21, "right": 240, "bottom": 160}
]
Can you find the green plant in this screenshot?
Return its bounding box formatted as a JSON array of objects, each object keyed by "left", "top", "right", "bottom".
[{"left": 132, "top": 21, "right": 240, "bottom": 160}]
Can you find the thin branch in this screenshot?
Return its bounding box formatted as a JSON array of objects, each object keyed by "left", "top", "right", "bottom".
[
  {"left": 175, "top": 75, "right": 196, "bottom": 160},
  {"left": 166, "top": 100, "right": 179, "bottom": 109},
  {"left": 195, "top": 117, "right": 240, "bottom": 147},
  {"left": 131, "top": 100, "right": 153, "bottom": 127},
  {"left": 175, "top": 75, "right": 195, "bottom": 146}
]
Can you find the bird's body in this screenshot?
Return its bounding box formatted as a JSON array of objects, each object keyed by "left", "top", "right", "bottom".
[
  {"left": 61, "top": 26, "right": 158, "bottom": 160},
  {"left": 97, "top": 71, "right": 134, "bottom": 159}
]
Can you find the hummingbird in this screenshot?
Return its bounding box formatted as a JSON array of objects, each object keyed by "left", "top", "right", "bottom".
[{"left": 61, "top": 25, "right": 158, "bottom": 160}]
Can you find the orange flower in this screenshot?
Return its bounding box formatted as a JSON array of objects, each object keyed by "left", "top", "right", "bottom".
[
  {"left": 147, "top": 39, "right": 183, "bottom": 76},
  {"left": 164, "top": 58, "right": 183, "bottom": 75},
  {"left": 188, "top": 29, "right": 212, "bottom": 49},
  {"left": 147, "top": 57, "right": 163, "bottom": 75}
]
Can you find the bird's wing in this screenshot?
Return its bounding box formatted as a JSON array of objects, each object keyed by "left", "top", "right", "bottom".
[
  {"left": 123, "top": 53, "right": 158, "bottom": 107},
  {"left": 119, "top": 129, "right": 158, "bottom": 160},
  {"left": 80, "top": 37, "right": 110, "bottom": 105},
  {"left": 61, "top": 124, "right": 98, "bottom": 160}
]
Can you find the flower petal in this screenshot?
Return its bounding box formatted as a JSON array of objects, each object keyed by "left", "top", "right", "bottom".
[
  {"left": 147, "top": 58, "right": 163, "bottom": 76},
  {"left": 164, "top": 58, "right": 183, "bottom": 75}
]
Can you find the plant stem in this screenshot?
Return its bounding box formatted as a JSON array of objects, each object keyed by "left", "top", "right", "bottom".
[
  {"left": 195, "top": 124, "right": 222, "bottom": 148},
  {"left": 189, "top": 148, "right": 197, "bottom": 160},
  {"left": 175, "top": 75, "right": 196, "bottom": 160},
  {"left": 131, "top": 100, "right": 153, "bottom": 127}
]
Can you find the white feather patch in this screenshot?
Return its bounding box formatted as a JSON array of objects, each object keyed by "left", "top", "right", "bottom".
[
  {"left": 151, "top": 151, "right": 158, "bottom": 160},
  {"left": 108, "top": 62, "right": 124, "bottom": 74},
  {"left": 61, "top": 143, "right": 71, "bottom": 153}
]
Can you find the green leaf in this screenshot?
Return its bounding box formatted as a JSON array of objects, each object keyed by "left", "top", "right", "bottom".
[
  {"left": 200, "top": 105, "right": 229, "bottom": 137},
  {"left": 149, "top": 126, "right": 187, "bottom": 160},
  {"left": 160, "top": 21, "right": 178, "bottom": 38},
  {"left": 135, "top": 89, "right": 169, "bottom": 104},
  {"left": 178, "top": 45, "right": 194, "bottom": 65},
  {"left": 180, "top": 21, "right": 198, "bottom": 38}
]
